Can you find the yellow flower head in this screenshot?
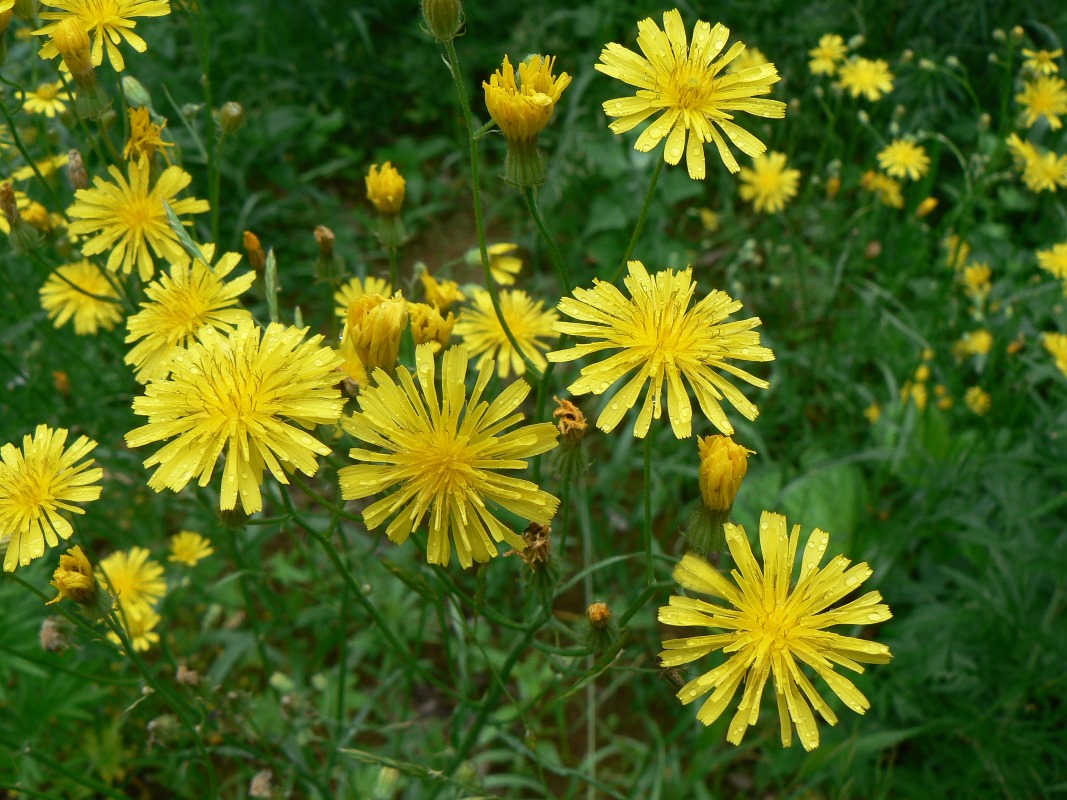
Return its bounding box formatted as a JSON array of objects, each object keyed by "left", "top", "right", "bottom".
[
  {"left": 39, "top": 259, "right": 124, "bottom": 335},
  {"left": 1022, "top": 48, "right": 1062, "bottom": 76},
  {"left": 837, "top": 57, "right": 894, "bottom": 101},
  {"left": 738, "top": 151, "right": 800, "bottom": 213},
  {"left": 333, "top": 275, "right": 392, "bottom": 318},
  {"left": 659, "top": 511, "right": 892, "bottom": 750},
  {"left": 914, "top": 196, "right": 938, "bottom": 218},
  {"left": 961, "top": 261, "right": 992, "bottom": 304},
  {"left": 453, "top": 288, "right": 558, "bottom": 378},
  {"left": 860, "top": 170, "right": 904, "bottom": 208},
  {"left": 48, "top": 545, "right": 99, "bottom": 606},
  {"left": 864, "top": 403, "right": 881, "bottom": 424},
  {"left": 1043, "top": 332, "right": 1067, "bottom": 377},
  {"left": 10, "top": 153, "right": 71, "bottom": 184},
  {"left": 168, "top": 531, "right": 214, "bottom": 567},
  {"left": 728, "top": 45, "right": 769, "bottom": 74},
  {"left": 420, "top": 271, "right": 465, "bottom": 311},
  {"left": 408, "top": 302, "right": 455, "bottom": 353},
  {"left": 943, "top": 232, "right": 971, "bottom": 271},
  {"left": 108, "top": 605, "right": 160, "bottom": 652},
  {"left": 548, "top": 261, "right": 775, "bottom": 439},
  {"left": 1016, "top": 76, "right": 1067, "bottom": 130},
  {"left": 338, "top": 343, "right": 560, "bottom": 568},
  {"left": 340, "top": 292, "right": 409, "bottom": 383},
  {"left": 484, "top": 54, "right": 571, "bottom": 142},
  {"left": 808, "top": 34, "right": 848, "bottom": 76},
  {"left": 124, "top": 247, "right": 255, "bottom": 383},
  {"left": 365, "top": 162, "right": 405, "bottom": 215},
  {"left": 126, "top": 321, "right": 347, "bottom": 514},
  {"left": 0, "top": 425, "right": 102, "bottom": 572},
  {"left": 597, "top": 9, "right": 785, "bottom": 178},
  {"left": 964, "top": 386, "right": 990, "bottom": 416},
  {"left": 697, "top": 435, "right": 752, "bottom": 511},
  {"left": 1037, "top": 242, "right": 1067, "bottom": 286},
  {"left": 67, "top": 156, "right": 210, "bottom": 281},
  {"left": 97, "top": 546, "right": 165, "bottom": 614},
  {"left": 483, "top": 242, "right": 523, "bottom": 285},
  {"left": 16, "top": 81, "right": 71, "bottom": 118},
  {"left": 124, "top": 106, "right": 174, "bottom": 162},
  {"left": 958, "top": 329, "right": 993, "bottom": 357},
  {"left": 35, "top": 0, "right": 173, "bottom": 72},
  {"left": 876, "top": 139, "right": 930, "bottom": 181}
]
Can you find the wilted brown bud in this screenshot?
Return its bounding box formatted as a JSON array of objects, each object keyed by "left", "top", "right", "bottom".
[
  {"left": 865, "top": 240, "right": 883, "bottom": 259},
  {"left": 587, "top": 602, "right": 612, "bottom": 629},
  {"left": 315, "top": 225, "right": 335, "bottom": 259},
  {"left": 243, "top": 230, "right": 266, "bottom": 271},
  {"left": 516, "top": 522, "right": 552, "bottom": 571},
  {"left": 553, "top": 396, "right": 587, "bottom": 443},
  {"left": 249, "top": 769, "right": 273, "bottom": 799},
  {"left": 68, "top": 149, "right": 89, "bottom": 190},
  {"left": 39, "top": 617, "right": 69, "bottom": 653},
  {"left": 52, "top": 370, "right": 70, "bottom": 395},
  {"left": 176, "top": 664, "right": 200, "bottom": 686}
]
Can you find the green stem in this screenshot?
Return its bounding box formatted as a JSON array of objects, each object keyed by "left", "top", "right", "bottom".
[
  {"left": 0, "top": 92, "right": 68, "bottom": 216},
  {"left": 224, "top": 529, "right": 271, "bottom": 671},
  {"left": 610, "top": 157, "right": 664, "bottom": 284},
  {"left": 388, "top": 244, "right": 399, "bottom": 290},
  {"left": 443, "top": 38, "right": 542, "bottom": 381},
  {"left": 643, "top": 435, "right": 654, "bottom": 585},
  {"left": 0, "top": 732, "right": 130, "bottom": 800},
  {"left": 521, "top": 186, "right": 571, "bottom": 289},
  {"left": 186, "top": 0, "right": 220, "bottom": 243}
]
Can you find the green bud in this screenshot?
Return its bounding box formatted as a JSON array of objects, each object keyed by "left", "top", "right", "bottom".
[
  {"left": 421, "top": 0, "right": 462, "bottom": 42},
  {"left": 122, "top": 75, "right": 153, "bottom": 109},
  {"left": 218, "top": 101, "right": 244, "bottom": 134}
]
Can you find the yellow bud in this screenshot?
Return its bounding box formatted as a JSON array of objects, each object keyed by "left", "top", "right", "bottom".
[
  {"left": 342, "top": 292, "right": 408, "bottom": 382},
  {"left": 587, "top": 601, "right": 612, "bottom": 629},
  {"left": 365, "top": 162, "right": 405, "bottom": 215},
  {"left": 52, "top": 18, "right": 93, "bottom": 75},
  {"left": 243, "top": 230, "right": 266, "bottom": 271},
  {"left": 914, "top": 364, "right": 930, "bottom": 382},
  {"left": 697, "top": 435, "right": 753, "bottom": 512},
  {"left": 552, "top": 396, "right": 587, "bottom": 444},
  {"left": 915, "top": 197, "right": 938, "bottom": 218},
  {"left": 48, "top": 546, "right": 99, "bottom": 606},
  {"left": 826, "top": 175, "right": 841, "bottom": 199},
  {"left": 408, "top": 301, "right": 454, "bottom": 352},
  {"left": 420, "top": 271, "right": 465, "bottom": 311}
]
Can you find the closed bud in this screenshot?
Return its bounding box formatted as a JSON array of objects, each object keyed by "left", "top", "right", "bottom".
[
  {"left": 53, "top": 18, "right": 93, "bottom": 75},
  {"left": 314, "top": 224, "right": 345, "bottom": 283},
  {"left": 408, "top": 301, "right": 455, "bottom": 352},
  {"left": 826, "top": 175, "right": 841, "bottom": 199},
  {"left": 122, "top": 75, "right": 153, "bottom": 109},
  {"left": 219, "top": 101, "right": 244, "bottom": 134},
  {"left": 587, "top": 601, "right": 612, "bottom": 629},
  {"left": 421, "top": 0, "right": 462, "bottom": 42},
  {"left": 915, "top": 197, "right": 938, "bottom": 218},
  {"left": 1011, "top": 25, "right": 1025, "bottom": 42},
  {"left": 366, "top": 161, "right": 405, "bottom": 215},
  {"left": 243, "top": 230, "right": 267, "bottom": 270},
  {"left": 585, "top": 601, "right": 618, "bottom": 648},
  {"left": 687, "top": 436, "right": 753, "bottom": 556},
  {"left": 47, "top": 546, "right": 101, "bottom": 608},
  {"left": 341, "top": 293, "right": 408, "bottom": 384}
]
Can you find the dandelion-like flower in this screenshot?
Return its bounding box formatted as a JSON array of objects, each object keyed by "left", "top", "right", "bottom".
[
  {"left": 1022, "top": 48, "right": 1062, "bottom": 76},
  {"left": 961, "top": 262, "right": 992, "bottom": 305},
  {"left": 485, "top": 243, "right": 523, "bottom": 285},
  {"left": 1017, "top": 76, "right": 1067, "bottom": 130},
  {"left": 126, "top": 321, "right": 346, "bottom": 515},
  {"left": 860, "top": 170, "right": 904, "bottom": 208},
  {"left": 339, "top": 344, "right": 559, "bottom": 568},
  {"left": 876, "top": 140, "right": 930, "bottom": 181},
  {"left": 1038, "top": 243, "right": 1067, "bottom": 287},
  {"left": 548, "top": 261, "right": 774, "bottom": 439},
  {"left": 168, "top": 531, "right": 213, "bottom": 567},
  {"left": 738, "top": 152, "right": 800, "bottom": 214},
  {"left": 334, "top": 275, "right": 392, "bottom": 318},
  {"left": 837, "top": 57, "right": 894, "bottom": 101},
  {"left": 1043, "top": 332, "right": 1067, "bottom": 377},
  {"left": 67, "top": 156, "right": 209, "bottom": 281},
  {"left": 421, "top": 272, "right": 465, "bottom": 311},
  {"left": 484, "top": 54, "right": 571, "bottom": 143},
  {"left": 964, "top": 386, "right": 990, "bottom": 416},
  {"left": 0, "top": 425, "right": 102, "bottom": 572},
  {"left": 453, "top": 288, "right": 558, "bottom": 378},
  {"left": 34, "top": 0, "right": 172, "bottom": 72},
  {"left": 97, "top": 546, "right": 165, "bottom": 614},
  {"left": 16, "top": 81, "right": 71, "bottom": 117},
  {"left": 124, "top": 106, "right": 174, "bottom": 162},
  {"left": 108, "top": 606, "right": 160, "bottom": 652},
  {"left": 124, "top": 247, "right": 255, "bottom": 383},
  {"left": 659, "top": 510, "right": 892, "bottom": 750},
  {"left": 39, "top": 260, "right": 124, "bottom": 335},
  {"left": 808, "top": 34, "right": 848, "bottom": 76},
  {"left": 597, "top": 9, "right": 785, "bottom": 178}
]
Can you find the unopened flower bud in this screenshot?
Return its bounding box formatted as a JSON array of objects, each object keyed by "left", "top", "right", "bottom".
[
  {"left": 67, "top": 149, "right": 89, "bottom": 190},
  {"left": 915, "top": 197, "right": 938, "bottom": 218},
  {"left": 687, "top": 436, "right": 753, "bottom": 555},
  {"left": 314, "top": 224, "right": 345, "bottom": 283},
  {"left": 1, "top": 182, "right": 41, "bottom": 253},
  {"left": 587, "top": 602, "right": 611, "bottom": 629},
  {"left": 900, "top": 49, "right": 914, "bottom": 63},
  {"left": 553, "top": 396, "right": 587, "bottom": 444},
  {"left": 219, "top": 101, "right": 244, "bottom": 134},
  {"left": 944, "top": 55, "right": 960, "bottom": 69},
  {"left": 992, "top": 28, "right": 1006, "bottom": 42},
  {"left": 408, "top": 301, "right": 454, "bottom": 352},
  {"left": 366, "top": 162, "right": 405, "bottom": 215},
  {"left": 422, "top": 0, "right": 463, "bottom": 42},
  {"left": 53, "top": 18, "right": 93, "bottom": 74},
  {"left": 826, "top": 175, "right": 841, "bottom": 199},
  {"left": 122, "top": 75, "right": 153, "bottom": 109},
  {"left": 47, "top": 546, "right": 100, "bottom": 607},
  {"left": 1011, "top": 25, "right": 1025, "bottom": 42},
  {"left": 243, "top": 230, "right": 266, "bottom": 271},
  {"left": 847, "top": 35, "right": 866, "bottom": 49},
  {"left": 341, "top": 293, "right": 408, "bottom": 384}
]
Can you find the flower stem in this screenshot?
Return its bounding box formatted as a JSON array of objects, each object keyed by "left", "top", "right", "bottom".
[
  {"left": 643, "top": 435, "right": 654, "bottom": 585},
  {"left": 521, "top": 186, "right": 571, "bottom": 289},
  {"left": 443, "top": 38, "right": 542, "bottom": 381},
  {"left": 388, "top": 244, "right": 399, "bottom": 291},
  {"left": 0, "top": 90, "right": 68, "bottom": 217},
  {"left": 611, "top": 157, "right": 664, "bottom": 284}
]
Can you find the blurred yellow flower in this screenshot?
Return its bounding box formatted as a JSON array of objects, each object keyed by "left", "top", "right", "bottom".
[
  {"left": 453, "top": 288, "right": 558, "bottom": 378},
  {"left": 408, "top": 302, "right": 455, "bottom": 353},
  {"left": 486, "top": 243, "right": 523, "bottom": 285},
  {"left": 961, "top": 262, "right": 992, "bottom": 304},
  {"left": 876, "top": 140, "right": 930, "bottom": 181},
  {"left": 1043, "top": 332, "right": 1067, "bottom": 377},
  {"left": 1016, "top": 76, "right": 1067, "bottom": 130},
  {"left": 97, "top": 546, "right": 165, "bottom": 614},
  {"left": 659, "top": 511, "right": 892, "bottom": 750},
  {"left": 39, "top": 259, "right": 124, "bottom": 335},
  {"left": 943, "top": 233, "right": 971, "bottom": 270},
  {"left": 365, "top": 162, "right": 405, "bottom": 215},
  {"left": 964, "top": 386, "right": 990, "bottom": 416},
  {"left": 10, "top": 153, "right": 70, "bottom": 183},
  {"left": 16, "top": 81, "right": 71, "bottom": 117},
  {"left": 421, "top": 271, "right": 465, "bottom": 312},
  {"left": 597, "top": 9, "right": 786, "bottom": 177},
  {"left": 35, "top": 0, "right": 172, "bottom": 72},
  {"left": 124, "top": 106, "right": 174, "bottom": 162},
  {"left": 860, "top": 170, "right": 904, "bottom": 208},
  {"left": 837, "top": 57, "right": 894, "bottom": 101},
  {"left": 334, "top": 275, "right": 392, "bottom": 318},
  {"left": 1022, "top": 48, "right": 1062, "bottom": 76},
  {"left": 728, "top": 45, "right": 768, "bottom": 73},
  {"left": 108, "top": 606, "right": 160, "bottom": 652},
  {"left": 1037, "top": 242, "right": 1067, "bottom": 283},
  {"left": 808, "top": 34, "right": 848, "bottom": 76},
  {"left": 168, "top": 531, "right": 214, "bottom": 567},
  {"left": 864, "top": 403, "right": 881, "bottom": 424},
  {"left": 738, "top": 151, "right": 800, "bottom": 213},
  {"left": 484, "top": 54, "right": 571, "bottom": 143},
  {"left": 957, "top": 329, "right": 993, "bottom": 357}
]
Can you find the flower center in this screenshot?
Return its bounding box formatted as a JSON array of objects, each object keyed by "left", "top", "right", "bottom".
[
  {"left": 37, "top": 83, "right": 59, "bottom": 101},
  {"left": 754, "top": 604, "right": 798, "bottom": 651},
  {"left": 423, "top": 434, "right": 476, "bottom": 496},
  {"left": 666, "top": 64, "right": 715, "bottom": 111},
  {"left": 11, "top": 469, "right": 49, "bottom": 513},
  {"left": 117, "top": 195, "right": 157, "bottom": 232}
]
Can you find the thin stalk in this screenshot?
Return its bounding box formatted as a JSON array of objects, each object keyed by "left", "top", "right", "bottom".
[
  {"left": 224, "top": 530, "right": 271, "bottom": 671},
  {"left": 0, "top": 93, "right": 68, "bottom": 216},
  {"left": 182, "top": 0, "right": 221, "bottom": 243},
  {"left": 388, "top": 244, "right": 399, "bottom": 290},
  {"left": 522, "top": 186, "right": 571, "bottom": 289},
  {"left": 610, "top": 158, "right": 664, "bottom": 283},
  {"left": 577, "top": 477, "right": 596, "bottom": 800},
  {"left": 643, "top": 436, "right": 654, "bottom": 585},
  {"left": 0, "top": 732, "right": 130, "bottom": 800}
]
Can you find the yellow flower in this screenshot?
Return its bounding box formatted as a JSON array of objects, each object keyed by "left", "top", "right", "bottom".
[
  {"left": 47, "top": 17, "right": 94, "bottom": 74},
  {"left": 365, "top": 162, "right": 405, "bottom": 215},
  {"left": 0, "top": 425, "right": 102, "bottom": 572},
  {"left": 453, "top": 288, "right": 558, "bottom": 378},
  {"left": 728, "top": 45, "right": 768, "bottom": 73},
  {"left": 1038, "top": 243, "right": 1067, "bottom": 285},
  {"left": 124, "top": 247, "right": 255, "bottom": 383},
  {"left": 107, "top": 605, "right": 160, "bottom": 652},
  {"left": 338, "top": 343, "right": 560, "bottom": 568},
  {"left": 1009, "top": 133, "right": 1067, "bottom": 192},
  {"left": 548, "top": 261, "right": 774, "bottom": 439},
  {"left": 16, "top": 81, "right": 71, "bottom": 117},
  {"left": 126, "top": 321, "right": 347, "bottom": 514},
  {"left": 420, "top": 271, "right": 465, "bottom": 311},
  {"left": 1016, "top": 76, "right": 1067, "bottom": 130},
  {"left": 659, "top": 511, "right": 892, "bottom": 750},
  {"left": 596, "top": 9, "right": 786, "bottom": 177},
  {"left": 860, "top": 170, "right": 904, "bottom": 208},
  {"left": 957, "top": 329, "right": 993, "bottom": 357},
  {"left": 914, "top": 196, "right": 938, "bottom": 217},
  {"left": 408, "top": 302, "right": 455, "bottom": 353},
  {"left": 10, "top": 153, "right": 70, "bottom": 183},
  {"left": 124, "top": 106, "right": 174, "bottom": 162},
  {"left": 485, "top": 242, "right": 523, "bottom": 285},
  {"left": 39, "top": 259, "right": 124, "bottom": 335},
  {"left": 964, "top": 386, "right": 990, "bottom": 416},
  {"left": 961, "top": 262, "right": 991, "bottom": 304},
  {"left": 907, "top": 381, "right": 928, "bottom": 411},
  {"left": 34, "top": 0, "right": 172, "bottom": 72},
  {"left": 943, "top": 232, "right": 971, "bottom": 271},
  {"left": 67, "top": 156, "right": 210, "bottom": 281},
  {"left": 1043, "top": 332, "right": 1067, "bottom": 377},
  {"left": 168, "top": 531, "right": 214, "bottom": 567},
  {"left": 738, "top": 151, "right": 800, "bottom": 213},
  {"left": 48, "top": 545, "right": 99, "bottom": 606},
  {"left": 483, "top": 54, "right": 571, "bottom": 143},
  {"left": 340, "top": 292, "right": 408, "bottom": 384},
  {"left": 697, "top": 435, "right": 752, "bottom": 511},
  {"left": 837, "top": 57, "right": 894, "bottom": 101},
  {"left": 699, "top": 208, "right": 720, "bottom": 232},
  {"left": 1022, "top": 48, "right": 1062, "bottom": 76},
  {"left": 914, "top": 363, "right": 930, "bottom": 382},
  {"left": 863, "top": 403, "right": 881, "bottom": 424},
  {"left": 876, "top": 139, "right": 930, "bottom": 181},
  {"left": 333, "top": 275, "right": 392, "bottom": 318},
  {"left": 97, "top": 546, "right": 165, "bottom": 614},
  {"left": 808, "top": 34, "right": 848, "bottom": 76}
]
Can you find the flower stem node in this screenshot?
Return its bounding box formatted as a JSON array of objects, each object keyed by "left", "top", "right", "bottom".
[{"left": 421, "top": 0, "right": 462, "bottom": 42}]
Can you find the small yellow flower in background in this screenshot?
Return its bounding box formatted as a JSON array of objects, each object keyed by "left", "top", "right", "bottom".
[
  {"left": 825, "top": 175, "right": 842, "bottom": 199},
  {"left": 934, "top": 385, "right": 953, "bottom": 410},
  {"left": 728, "top": 45, "right": 769, "bottom": 73},
  {"left": 597, "top": 9, "right": 786, "bottom": 178},
  {"left": 408, "top": 302, "right": 455, "bottom": 353},
  {"left": 1043, "top": 332, "right": 1067, "bottom": 377},
  {"left": 864, "top": 403, "right": 881, "bottom": 424},
  {"left": 453, "top": 288, "right": 558, "bottom": 378},
  {"left": 484, "top": 54, "right": 571, "bottom": 143},
  {"left": 1037, "top": 242, "right": 1067, "bottom": 284},
  {"left": 922, "top": 347, "right": 935, "bottom": 361},
  {"left": 420, "top": 271, "right": 465, "bottom": 311},
  {"left": 67, "top": 156, "right": 210, "bottom": 281},
  {"left": 124, "top": 247, "right": 255, "bottom": 383},
  {"left": 107, "top": 606, "right": 160, "bottom": 652},
  {"left": 548, "top": 261, "right": 774, "bottom": 439},
  {"left": 365, "top": 162, "right": 405, "bottom": 215},
  {"left": 914, "top": 196, "right": 938, "bottom": 218},
  {"left": 659, "top": 511, "right": 892, "bottom": 751},
  {"left": 738, "top": 151, "right": 800, "bottom": 214},
  {"left": 39, "top": 260, "right": 124, "bottom": 335},
  {"left": 1022, "top": 48, "right": 1062, "bottom": 76},
  {"left": 126, "top": 321, "right": 346, "bottom": 515},
  {"left": 698, "top": 208, "right": 720, "bottom": 232},
  {"left": 837, "top": 57, "right": 894, "bottom": 101},
  {"left": 943, "top": 232, "right": 971, "bottom": 271},
  {"left": 860, "top": 170, "right": 904, "bottom": 208},
  {"left": 964, "top": 386, "right": 991, "bottom": 416},
  {"left": 907, "top": 381, "right": 928, "bottom": 410},
  {"left": 10, "top": 153, "right": 71, "bottom": 183},
  {"left": 1016, "top": 76, "right": 1067, "bottom": 130},
  {"left": 961, "top": 261, "right": 992, "bottom": 304},
  {"left": 243, "top": 230, "right": 266, "bottom": 270},
  {"left": 334, "top": 275, "right": 393, "bottom": 318},
  {"left": 339, "top": 343, "right": 560, "bottom": 569},
  {"left": 340, "top": 292, "right": 408, "bottom": 384},
  {"left": 124, "top": 106, "right": 174, "bottom": 162},
  {"left": 808, "top": 34, "right": 848, "bottom": 76},
  {"left": 34, "top": 0, "right": 172, "bottom": 72},
  {"left": 1007, "top": 133, "right": 1067, "bottom": 192},
  {"left": 97, "top": 546, "right": 165, "bottom": 614},
  {"left": 0, "top": 425, "right": 102, "bottom": 572},
  {"left": 697, "top": 435, "right": 752, "bottom": 512},
  {"left": 16, "top": 81, "right": 71, "bottom": 117},
  {"left": 477, "top": 243, "right": 523, "bottom": 285},
  {"left": 876, "top": 140, "right": 930, "bottom": 181},
  {"left": 914, "top": 364, "right": 930, "bottom": 382},
  {"left": 48, "top": 545, "right": 98, "bottom": 606},
  {"left": 168, "top": 531, "right": 214, "bottom": 567},
  {"left": 957, "top": 329, "right": 993, "bottom": 357}
]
